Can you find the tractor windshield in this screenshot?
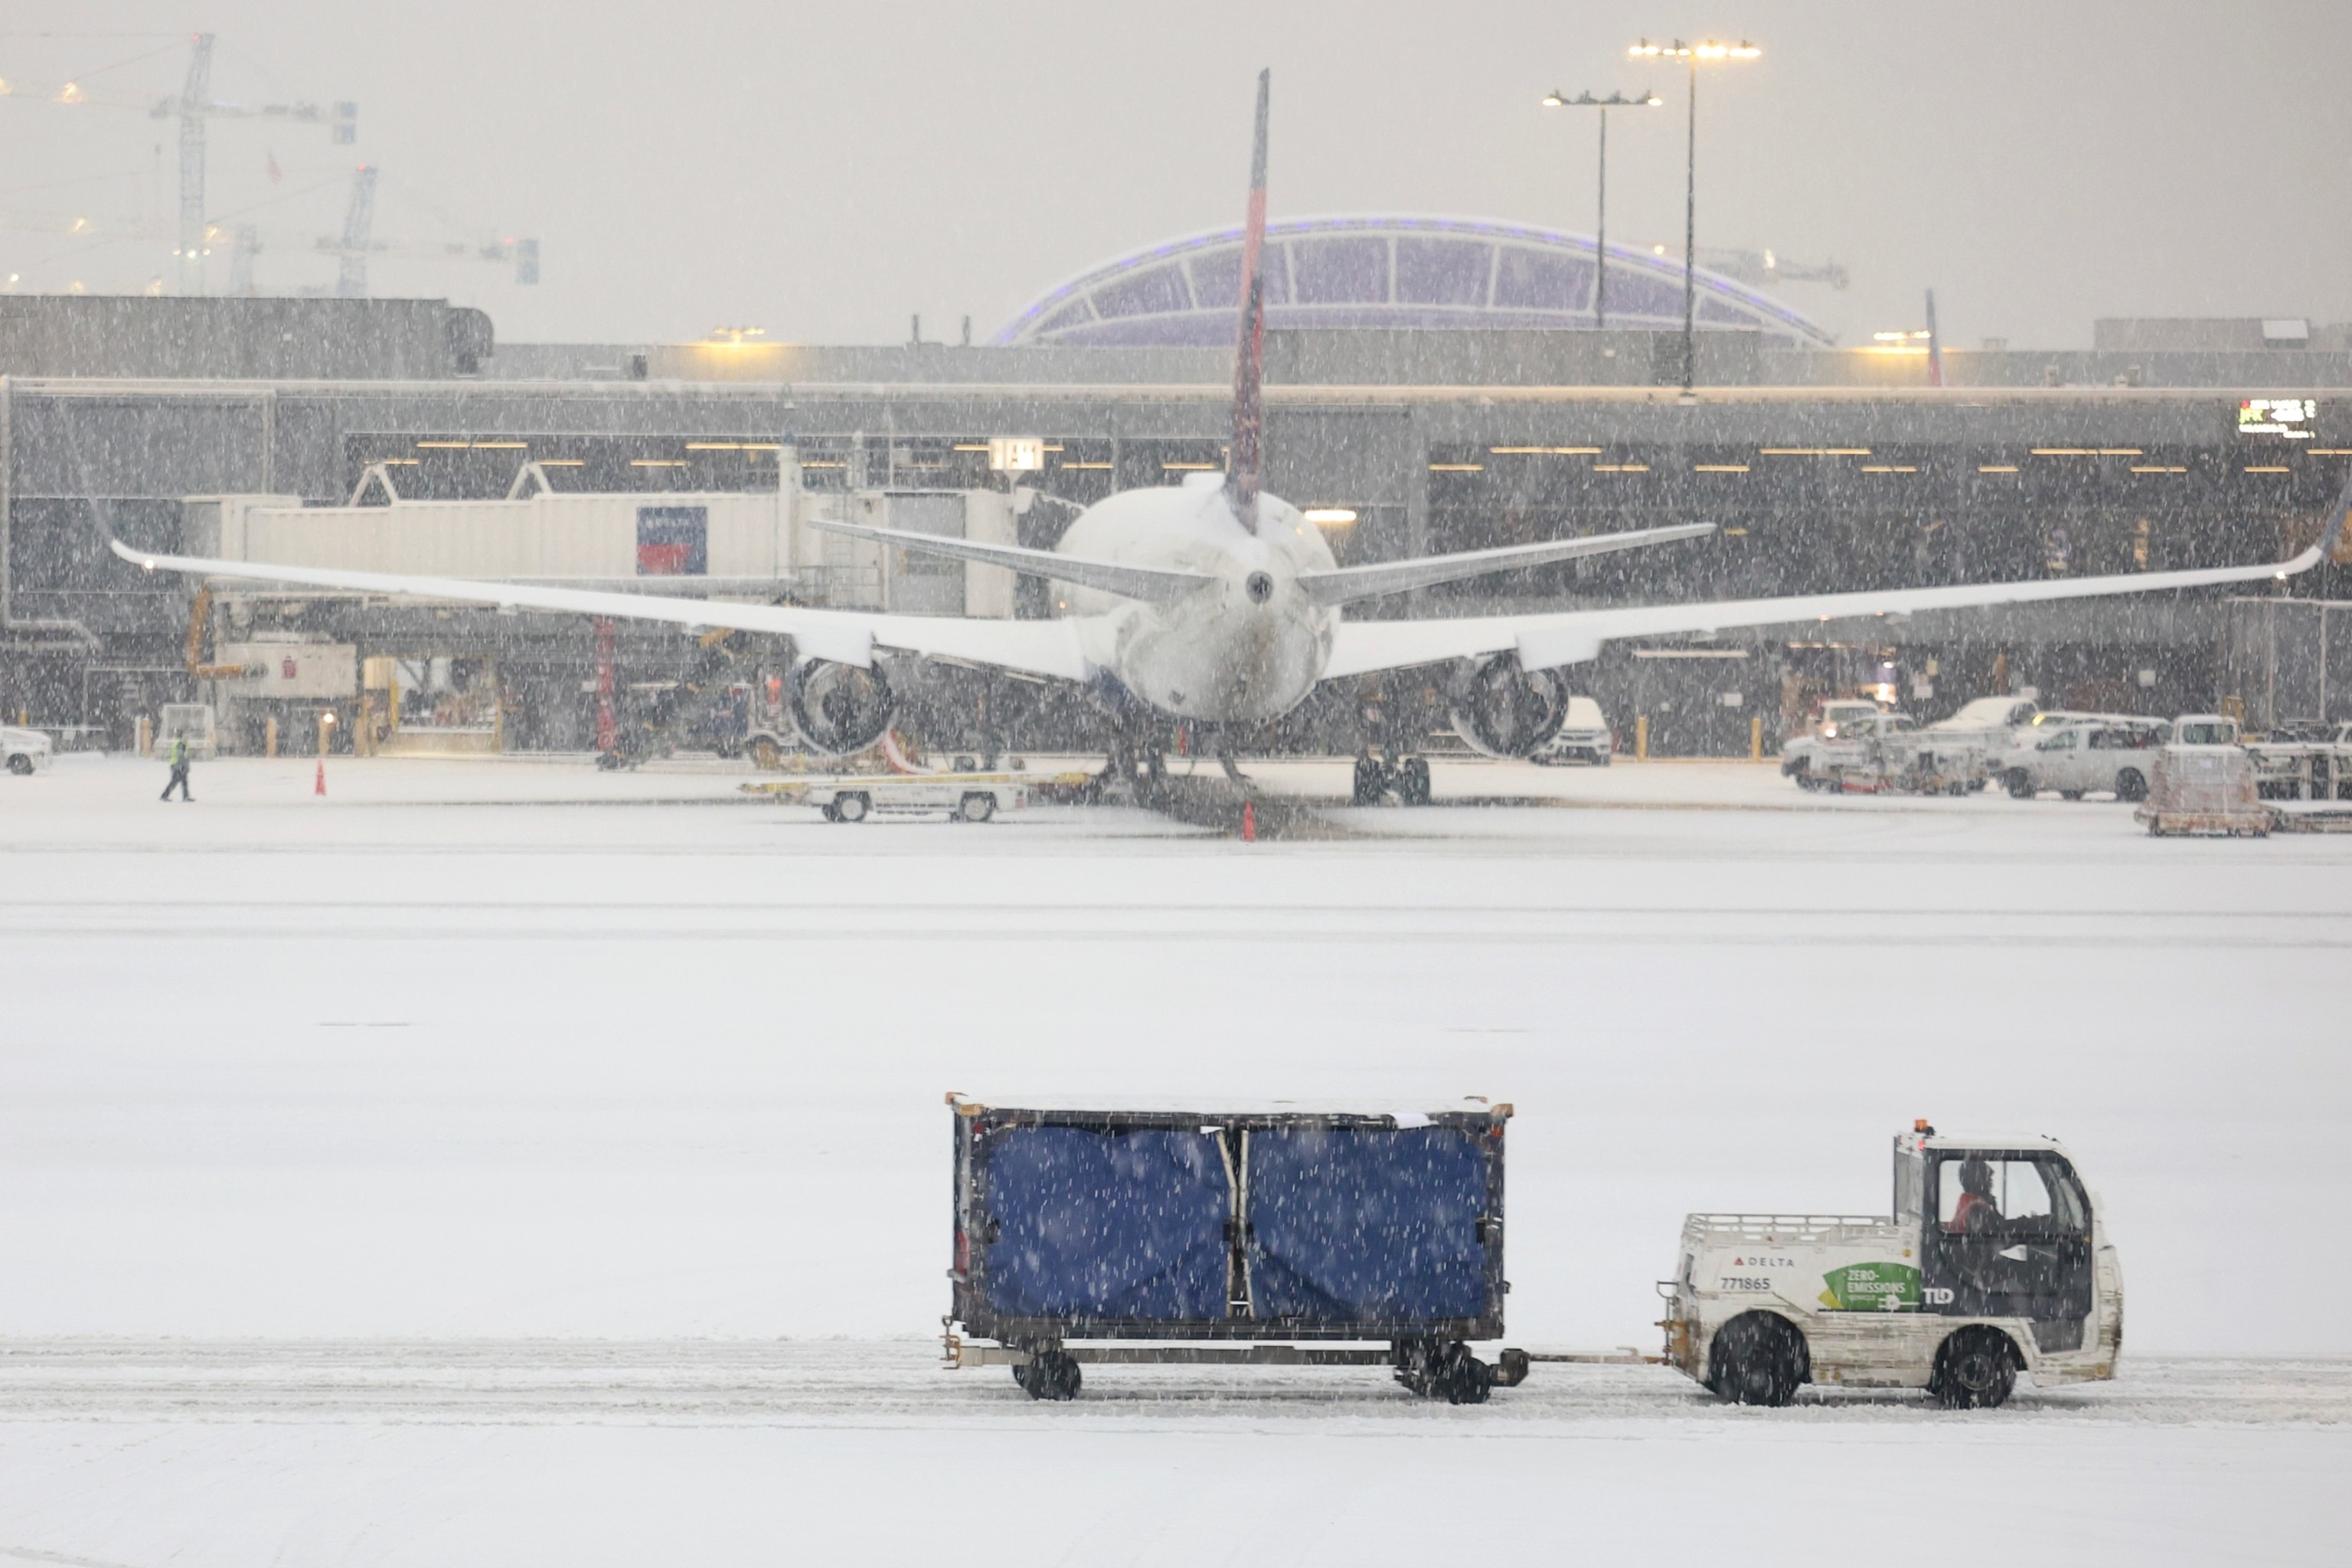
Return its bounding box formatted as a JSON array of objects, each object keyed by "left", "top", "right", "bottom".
[{"left": 1933, "top": 1154, "right": 2089, "bottom": 1237}]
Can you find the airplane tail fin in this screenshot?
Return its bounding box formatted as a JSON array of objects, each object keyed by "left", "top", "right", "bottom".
[{"left": 1227, "top": 69, "right": 1270, "bottom": 536}]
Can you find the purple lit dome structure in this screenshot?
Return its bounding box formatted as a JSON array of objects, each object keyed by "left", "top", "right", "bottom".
[{"left": 994, "top": 214, "right": 1835, "bottom": 349}]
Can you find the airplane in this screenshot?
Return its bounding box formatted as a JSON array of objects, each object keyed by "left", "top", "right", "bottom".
[{"left": 114, "top": 71, "right": 2350, "bottom": 803}]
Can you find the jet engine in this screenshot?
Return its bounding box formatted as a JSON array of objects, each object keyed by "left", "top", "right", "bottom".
[
  {"left": 784, "top": 659, "right": 896, "bottom": 756},
  {"left": 1449, "top": 655, "right": 1570, "bottom": 759}
]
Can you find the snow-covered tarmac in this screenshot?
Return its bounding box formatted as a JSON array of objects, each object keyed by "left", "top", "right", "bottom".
[{"left": 2, "top": 753, "right": 2347, "bottom": 1563}]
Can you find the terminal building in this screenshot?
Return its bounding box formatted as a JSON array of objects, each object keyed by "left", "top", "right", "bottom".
[{"left": 2, "top": 220, "right": 2348, "bottom": 758}]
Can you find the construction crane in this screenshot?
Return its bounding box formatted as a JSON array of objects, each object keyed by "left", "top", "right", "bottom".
[
  {"left": 149, "top": 33, "right": 355, "bottom": 296},
  {"left": 311, "top": 164, "right": 539, "bottom": 298}
]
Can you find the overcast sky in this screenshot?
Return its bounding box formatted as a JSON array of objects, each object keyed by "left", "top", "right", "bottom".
[{"left": 4, "top": 2, "right": 2346, "bottom": 351}]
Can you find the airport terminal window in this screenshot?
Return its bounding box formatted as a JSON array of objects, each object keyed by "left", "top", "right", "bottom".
[
  {"left": 1493, "top": 248, "right": 1591, "bottom": 313},
  {"left": 1186, "top": 244, "right": 1290, "bottom": 307},
  {"left": 1291, "top": 237, "right": 1388, "bottom": 304},
  {"left": 1091, "top": 266, "right": 1191, "bottom": 321},
  {"left": 1395, "top": 238, "right": 1491, "bottom": 306}
]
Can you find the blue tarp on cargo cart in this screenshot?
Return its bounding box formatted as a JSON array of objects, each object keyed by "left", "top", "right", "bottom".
[
  {"left": 981, "top": 1127, "right": 1230, "bottom": 1319},
  {"left": 1246, "top": 1126, "right": 1488, "bottom": 1321}
]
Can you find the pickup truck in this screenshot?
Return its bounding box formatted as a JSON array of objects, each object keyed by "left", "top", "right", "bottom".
[{"left": 1993, "top": 716, "right": 2171, "bottom": 801}]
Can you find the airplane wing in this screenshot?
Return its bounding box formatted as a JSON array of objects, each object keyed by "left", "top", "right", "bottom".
[
  {"left": 1324, "top": 468, "right": 2352, "bottom": 681},
  {"left": 106, "top": 541, "right": 1093, "bottom": 681},
  {"left": 805, "top": 518, "right": 1213, "bottom": 604},
  {"left": 1295, "top": 523, "right": 1713, "bottom": 607},
  {"left": 812, "top": 516, "right": 1710, "bottom": 609}
]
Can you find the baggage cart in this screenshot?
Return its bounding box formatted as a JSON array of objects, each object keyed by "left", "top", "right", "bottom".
[
  {"left": 941, "top": 1094, "right": 1526, "bottom": 1402},
  {"left": 2135, "top": 737, "right": 2270, "bottom": 836}
]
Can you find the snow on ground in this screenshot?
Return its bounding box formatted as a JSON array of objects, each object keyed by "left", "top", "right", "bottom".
[{"left": 2, "top": 752, "right": 2347, "bottom": 1563}]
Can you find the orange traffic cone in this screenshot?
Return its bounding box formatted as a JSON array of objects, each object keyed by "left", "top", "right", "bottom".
[
  {"left": 315, "top": 760, "right": 326, "bottom": 796},
  {"left": 1241, "top": 801, "right": 1256, "bottom": 842}
]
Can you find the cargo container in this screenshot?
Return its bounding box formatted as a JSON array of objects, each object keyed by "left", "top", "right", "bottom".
[{"left": 941, "top": 1095, "right": 1526, "bottom": 1403}]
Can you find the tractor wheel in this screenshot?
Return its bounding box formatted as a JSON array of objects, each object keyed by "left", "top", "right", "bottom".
[
  {"left": 1930, "top": 1327, "right": 2018, "bottom": 1410},
  {"left": 1351, "top": 755, "right": 1387, "bottom": 805},
  {"left": 2115, "top": 768, "right": 2148, "bottom": 802},
  {"left": 1707, "top": 1312, "right": 1808, "bottom": 1407},
  {"left": 1399, "top": 756, "right": 1432, "bottom": 805},
  {"left": 2005, "top": 769, "right": 2036, "bottom": 799}
]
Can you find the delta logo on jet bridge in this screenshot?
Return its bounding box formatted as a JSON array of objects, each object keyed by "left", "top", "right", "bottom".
[{"left": 636, "top": 506, "right": 708, "bottom": 576}]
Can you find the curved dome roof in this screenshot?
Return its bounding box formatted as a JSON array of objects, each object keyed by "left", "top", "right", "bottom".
[{"left": 995, "top": 214, "right": 1834, "bottom": 348}]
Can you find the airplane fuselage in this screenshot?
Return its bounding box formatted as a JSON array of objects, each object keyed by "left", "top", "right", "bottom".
[{"left": 1055, "top": 475, "right": 1337, "bottom": 724}]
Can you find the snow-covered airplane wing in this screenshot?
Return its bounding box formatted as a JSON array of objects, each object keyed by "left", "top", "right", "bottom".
[
  {"left": 805, "top": 518, "right": 1214, "bottom": 604},
  {"left": 106, "top": 541, "right": 1093, "bottom": 681},
  {"left": 1295, "top": 523, "right": 1713, "bottom": 607},
  {"left": 1324, "top": 469, "right": 2352, "bottom": 681}
]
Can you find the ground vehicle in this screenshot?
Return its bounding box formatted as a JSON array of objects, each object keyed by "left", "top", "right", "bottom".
[
  {"left": 1531, "top": 696, "right": 1612, "bottom": 766},
  {"left": 0, "top": 726, "right": 54, "bottom": 775},
  {"left": 1994, "top": 717, "right": 2168, "bottom": 799},
  {"left": 155, "top": 703, "right": 219, "bottom": 761},
  {"left": 942, "top": 1096, "right": 1524, "bottom": 1403},
  {"left": 1663, "top": 1125, "right": 2122, "bottom": 1409},
  {"left": 2246, "top": 720, "right": 2352, "bottom": 802},
  {"left": 2139, "top": 716, "right": 2269, "bottom": 835},
  {"left": 1781, "top": 709, "right": 1919, "bottom": 790},
  {"left": 747, "top": 771, "right": 1035, "bottom": 822}
]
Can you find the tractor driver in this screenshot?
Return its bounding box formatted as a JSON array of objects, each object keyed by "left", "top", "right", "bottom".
[{"left": 1946, "top": 1156, "right": 2002, "bottom": 1235}]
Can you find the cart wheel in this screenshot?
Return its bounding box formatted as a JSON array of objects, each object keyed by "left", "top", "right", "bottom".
[
  {"left": 1707, "top": 1312, "right": 1808, "bottom": 1406},
  {"left": 2060, "top": 790, "right": 2084, "bottom": 802},
  {"left": 818, "top": 802, "right": 839, "bottom": 822},
  {"left": 2005, "top": 769, "right": 2036, "bottom": 799},
  {"left": 5, "top": 754, "right": 31, "bottom": 776},
  {"left": 1929, "top": 1327, "right": 2017, "bottom": 1410},
  {"left": 1436, "top": 1342, "right": 1492, "bottom": 1405},
  {"left": 835, "top": 792, "right": 871, "bottom": 823},
  {"left": 1351, "top": 755, "right": 1387, "bottom": 805},
  {"left": 1021, "top": 1349, "right": 1080, "bottom": 1401},
  {"left": 1400, "top": 756, "right": 1432, "bottom": 806},
  {"left": 2115, "top": 768, "right": 2148, "bottom": 802},
  {"left": 958, "top": 792, "right": 996, "bottom": 823}
]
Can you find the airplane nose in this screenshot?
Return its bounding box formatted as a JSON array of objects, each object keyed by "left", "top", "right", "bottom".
[{"left": 1245, "top": 570, "right": 1274, "bottom": 604}]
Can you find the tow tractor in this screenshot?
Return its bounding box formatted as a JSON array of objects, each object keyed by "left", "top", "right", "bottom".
[
  {"left": 1661, "top": 1124, "right": 2122, "bottom": 1408},
  {"left": 740, "top": 767, "right": 1080, "bottom": 822}
]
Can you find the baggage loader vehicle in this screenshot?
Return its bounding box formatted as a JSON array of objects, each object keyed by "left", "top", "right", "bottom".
[
  {"left": 1661, "top": 1123, "right": 2122, "bottom": 1408},
  {"left": 941, "top": 1095, "right": 1527, "bottom": 1403}
]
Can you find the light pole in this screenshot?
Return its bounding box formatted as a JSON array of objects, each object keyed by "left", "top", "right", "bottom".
[
  {"left": 1540, "top": 89, "right": 1661, "bottom": 328},
  {"left": 1629, "top": 38, "right": 1760, "bottom": 394}
]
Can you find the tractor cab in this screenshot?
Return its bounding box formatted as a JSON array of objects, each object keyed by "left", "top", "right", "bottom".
[{"left": 1896, "top": 1126, "right": 2098, "bottom": 1348}]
